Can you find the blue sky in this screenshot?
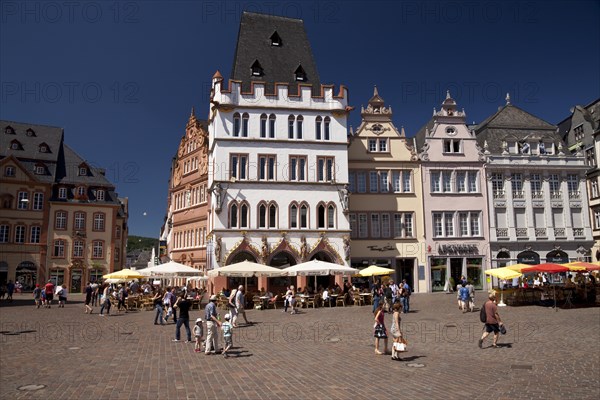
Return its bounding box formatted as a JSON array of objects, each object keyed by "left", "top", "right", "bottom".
[{"left": 2, "top": 0, "right": 599, "bottom": 238}]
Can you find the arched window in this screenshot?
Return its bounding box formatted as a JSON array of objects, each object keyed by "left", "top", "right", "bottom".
[
  {"left": 269, "top": 114, "right": 276, "bottom": 138},
  {"left": 315, "top": 116, "right": 322, "bottom": 140},
  {"left": 230, "top": 203, "right": 238, "bottom": 228},
  {"left": 269, "top": 204, "right": 277, "bottom": 228},
  {"left": 296, "top": 115, "right": 303, "bottom": 139},
  {"left": 260, "top": 114, "right": 267, "bottom": 138},
  {"left": 318, "top": 204, "right": 326, "bottom": 229},
  {"left": 324, "top": 117, "right": 331, "bottom": 140},
  {"left": 288, "top": 115, "right": 295, "bottom": 139},
  {"left": 290, "top": 204, "right": 298, "bottom": 228},
  {"left": 240, "top": 203, "right": 249, "bottom": 228},
  {"left": 242, "top": 113, "right": 249, "bottom": 137},
  {"left": 300, "top": 204, "right": 308, "bottom": 228},
  {"left": 233, "top": 113, "right": 241, "bottom": 137},
  {"left": 328, "top": 204, "right": 335, "bottom": 228},
  {"left": 259, "top": 203, "right": 267, "bottom": 228}
]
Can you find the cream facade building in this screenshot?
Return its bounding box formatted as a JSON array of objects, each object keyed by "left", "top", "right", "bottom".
[
  {"left": 347, "top": 88, "right": 426, "bottom": 291},
  {"left": 206, "top": 12, "right": 351, "bottom": 293}
]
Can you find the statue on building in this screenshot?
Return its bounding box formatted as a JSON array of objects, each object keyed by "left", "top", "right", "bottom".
[
  {"left": 214, "top": 236, "right": 221, "bottom": 262},
  {"left": 300, "top": 236, "right": 307, "bottom": 261},
  {"left": 340, "top": 184, "right": 349, "bottom": 212},
  {"left": 343, "top": 236, "right": 351, "bottom": 261},
  {"left": 261, "top": 236, "right": 269, "bottom": 259},
  {"left": 213, "top": 183, "right": 222, "bottom": 211}
]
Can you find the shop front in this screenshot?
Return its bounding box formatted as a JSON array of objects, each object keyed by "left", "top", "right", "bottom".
[
  {"left": 16, "top": 261, "right": 37, "bottom": 291},
  {"left": 429, "top": 252, "right": 485, "bottom": 292}
]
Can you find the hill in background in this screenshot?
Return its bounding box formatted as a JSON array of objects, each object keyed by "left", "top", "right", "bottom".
[{"left": 127, "top": 235, "right": 159, "bottom": 253}]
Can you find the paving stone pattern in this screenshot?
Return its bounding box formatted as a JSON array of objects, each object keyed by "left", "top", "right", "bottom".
[{"left": 1, "top": 293, "right": 598, "bottom": 400}]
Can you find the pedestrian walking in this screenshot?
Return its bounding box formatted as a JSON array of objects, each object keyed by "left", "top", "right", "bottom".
[
  {"left": 390, "top": 302, "right": 404, "bottom": 360},
  {"left": 172, "top": 293, "right": 192, "bottom": 343},
  {"left": 221, "top": 314, "right": 233, "bottom": 358},
  {"left": 91, "top": 282, "right": 99, "bottom": 306},
  {"left": 479, "top": 292, "right": 504, "bottom": 349},
  {"left": 228, "top": 287, "right": 238, "bottom": 325},
  {"left": 373, "top": 302, "right": 388, "bottom": 355},
  {"left": 467, "top": 281, "right": 475, "bottom": 312},
  {"left": 459, "top": 283, "right": 470, "bottom": 313},
  {"left": 204, "top": 295, "right": 221, "bottom": 354},
  {"left": 57, "top": 285, "right": 68, "bottom": 308},
  {"left": 6, "top": 280, "right": 15, "bottom": 302},
  {"left": 153, "top": 289, "right": 165, "bottom": 325},
  {"left": 194, "top": 318, "right": 204, "bottom": 353},
  {"left": 44, "top": 280, "right": 55, "bottom": 308},
  {"left": 234, "top": 285, "right": 250, "bottom": 325},
  {"left": 33, "top": 284, "right": 42, "bottom": 308},
  {"left": 99, "top": 284, "right": 111, "bottom": 316},
  {"left": 371, "top": 280, "right": 382, "bottom": 313},
  {"left": 84, "top": 282, "right": 93, "bottom": 314}
]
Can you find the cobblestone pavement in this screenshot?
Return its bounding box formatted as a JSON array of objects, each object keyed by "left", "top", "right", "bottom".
[{"left": 1, "top": 292, "right": 599, "bottom": 400}]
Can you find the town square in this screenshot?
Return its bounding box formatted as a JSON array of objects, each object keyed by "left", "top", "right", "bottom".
[{"left": 1, "top": 1, "right": 599, "bottom": 399}]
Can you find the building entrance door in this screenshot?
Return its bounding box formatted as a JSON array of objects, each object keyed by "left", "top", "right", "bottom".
[
  {"left": 450, "top": 258, "right": 463, "bottom": 287},
  {"left": 70, "top": 269, "right": 83, "bottom": 293},
  {"left": 396, "top": 258, "right": 414, "bottom": 291}
]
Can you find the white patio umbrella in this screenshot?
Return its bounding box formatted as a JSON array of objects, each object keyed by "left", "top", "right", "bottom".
[
  {"left": 143, "top": 260, "right": 203, "bottom": 276},
  {"left": 207, "top": 260, "right": 283, "bottom": 290},
  {"left": 282, "top": 259, "right": 358, "bottom": 289}
]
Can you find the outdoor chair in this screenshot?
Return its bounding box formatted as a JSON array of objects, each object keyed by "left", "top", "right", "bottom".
[
  {"left": 336, "top": 293, "right": 346, "bottom": 307},
  {"left": 306, "top": 295, "right": 318, "bottom": 309},
  {"left": 352, "top": 292, "right": 364, "bottom": 306}
]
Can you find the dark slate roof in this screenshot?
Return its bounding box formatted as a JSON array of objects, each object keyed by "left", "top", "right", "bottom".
[
  {"left": 474, "top": 104, "right": 562, "bottom": 153},
  {"left": 56, "top": 144, "right": 114, "bottom": 187},
  {"left": 1, "top": 120, "right": 63, "bottom": 181},
  {"left": 230, "top": 12, "right": 321, "bottom": 96}
]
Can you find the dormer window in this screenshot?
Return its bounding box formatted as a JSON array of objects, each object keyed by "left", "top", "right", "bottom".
[
  {"left": 294, "top": 65, "right": 306, "bottom": 82},
  {"left": 35, "top": 163, "right": 46, "bottom": 175},
  {"left": 4, "top": 126, "right": 15, "bottom": 134},
  {"left": 79, "top": 167, "right": 87, "bottom": 176},
  {"left": 96, "top": 189, "right": 105, "bottom": 201},
  {"left": 251, "top": 60, "right": 263, "bottom": 76},
  {"left": 270, "top": 31, "right": 282, "bottom": 46},
  {"left": 10, "top": 139, "right": 23, "bottom": 150},
  {"left": 58, "top": 187, "right": 67, "bottom": 199},
  {"left": 77, "top": 186, "right": 86, "bottom": 196},
  {"left": 39, "top": 143, "right": 50, "bottom": 153},
  {"left": 26, "top": 128, "right": 36, "bottom": 137}
]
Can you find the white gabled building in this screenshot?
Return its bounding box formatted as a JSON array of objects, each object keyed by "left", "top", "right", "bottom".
[{"left": 206, "top": 12, "right": 351, "bottom": 293}]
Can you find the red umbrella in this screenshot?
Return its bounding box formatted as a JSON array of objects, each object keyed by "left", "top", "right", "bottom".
[
  {"left": 521, "top": 263, "right": 569, "bottom": 273},
  {"left": 521, "top": 263, "right": 569, "bottom": 310}
]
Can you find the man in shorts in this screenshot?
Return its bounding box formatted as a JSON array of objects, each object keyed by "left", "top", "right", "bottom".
[
  {"left": 479, "top": 292, "right": 504, "bottom": 349},
  {"left": 44, "top": 280, "right": 55, "bottom": 308}
]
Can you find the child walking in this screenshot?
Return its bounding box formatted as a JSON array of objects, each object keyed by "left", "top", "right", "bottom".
[
  {"left": 194, "top": 318, "right": 204, "bottom": 353},
  {"left": 221, "top": 314, "right": 233, "bottom": 358},
  {"left": 33, "top": 284, "right": 42, "bottom": 308}
]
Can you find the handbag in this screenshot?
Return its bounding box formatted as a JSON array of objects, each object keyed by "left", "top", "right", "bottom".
[
  {"left": 393, "top": 342, "right": 406, "bottom": 352},
  {"left": 500, "top": 324, "right": 507, "bottom": 335}
]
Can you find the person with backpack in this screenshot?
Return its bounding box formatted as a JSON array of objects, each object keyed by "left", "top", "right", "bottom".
[
  {"left": 459, "top": 282, "right": 470, "bottom": 313},
  {"left": 479, "top": 292, "right": 504, "bottom": 349}
]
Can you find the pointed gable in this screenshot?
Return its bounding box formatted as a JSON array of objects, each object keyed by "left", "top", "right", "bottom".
[{"left": 230, "top": 12, "right": 321, "bottom": 96}]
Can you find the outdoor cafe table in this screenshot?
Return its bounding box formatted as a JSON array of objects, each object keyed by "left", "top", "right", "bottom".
[{"left": 359, "top": 293, "right": 372, "bottom": 305}]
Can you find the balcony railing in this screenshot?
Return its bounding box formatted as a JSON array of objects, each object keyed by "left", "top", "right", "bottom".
[
  {"left": 573, "top": 228, "right": 584, "bottom": 237},
  {"left": 496, "top": 228, "right": 508, "bottom": 237},
  {"left": 554, "top": 228, "right": 566, "bottom": 237},
  {"left": 531, "top": 190, "right": 544, "bottom": 199},
  {"left": 535, "top": 228, "right": 547, "bottom": 238},
  {"left": 493, "top": 190, "right": 505, "bottom": 199},
  {"left": 516, "top": 228, "right": 528, "bottom": 237},
  {"left": 512, "top": 190, "right": 525, "bottom": 199},
  {"left": 550, "top": 191, "right": 562, "bottom": 200},
  {"left": 569, "top": 191, "right": 581, "bottom": 200}
]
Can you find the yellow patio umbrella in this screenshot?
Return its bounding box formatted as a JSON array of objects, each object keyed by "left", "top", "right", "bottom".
[
  {"left": 563, "top": 262, "right": 587, "bottom": 271},
  {"left": 103, "top": 268, "right": 146, "bottom": 280},
  {"left": 358, "top": 265, "right": 395, "bottom": 277},
  {"left": 485, "top": 267, "right": 522, "bottom": 307},
  {"left": 505, "top": 264, "right": 534, "bottom": 273},
  {"left": 484, "top": 267, "right": 523, "bottom": 280}
]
